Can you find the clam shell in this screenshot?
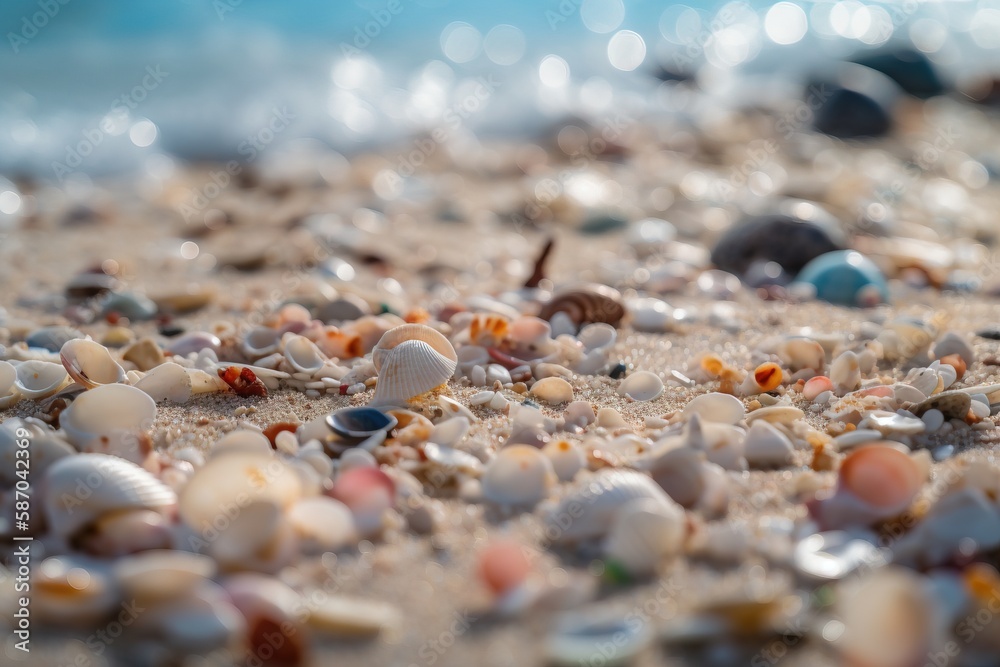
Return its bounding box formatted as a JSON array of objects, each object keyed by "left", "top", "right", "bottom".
[
  {"left": 779, "top": 336, "right": 826, "bottom": 372},
  {"left": 482, "top": 444, "right": 555, "bottom": 508},
  {"left": 42, "top": 453, "right": 177, "bottom": 539},
  {"left": 326, "top": 406, "right": 398, "bottom": 442},
  {"left": 282, "top": 333, "right": 327, "bottom": 375},
  {"left": 242, "top": 326, "right": 282, "bottom": 358},
  {"left": 617, "top": 371, "right": 664, "bottom": 402},
  {"left": 543, "top": 439, "right": 586, "bottom": 482},
  {"left": 178, "top": 452, "right": 302, "bottom": 535},
  {"left": 370, "top": 325, "right": 457, "bottom": 406},
  {"left": 603, "top": 497, "right": 685, "bottom": 577},
  {"left": 211, "top": 500, "right": 299, "bottom": 573},
  {"left": 211, "top": 429, "right": 272, "bottom": 457},
  {"left": 14, "top": 360, "right": 70, "bottom": 399},
  {"left": 60, "top": 383, "right": 157, "bottom": 463},
  {"left": 683, "top": 392, "right": 744, "bottom": 424},
  {"left": 133, "top": 361, "right": 193, "bottom": 403},
  {"left": 546, "top": 469, "right": 674, "bottom": 543},
  {"left": 61, "top": 339, "right": 126, "bottom": 388}
]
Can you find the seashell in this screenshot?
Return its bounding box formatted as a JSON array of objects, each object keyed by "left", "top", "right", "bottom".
[
  {"left": 0, "top": 359, "right": 21, "bottom": 407},
  {"left": 545, "top": 609, "right": 652, "bottom": 667},
  {"left": 133, "top": 361, "right": 193, "bottom": 403},
  {"left": 892, "top": 382, "right": 926, "bottom": 404},
  {"left": 795, "top": 250, "right": 889, "bottom": 306},
  {"left": 477, "top": 539, "right": 532, "bottom": 596},
  {"left": 859, "top": 410, "right": 925, "bottom": 436},
  {"left": 370, "top": 324, "right": 457, "bottom": 406},
  {"left": 77, "top": 508, "right": 172, "bottom": 557},
  {"left": 509, "top": 315, "right": 554, "bottom": 351},
  {"left": 602, "top": 497, "right": 686, "bottom": 577},
  {"left": 752, "top": 363, "right": 782, "bottom": 392},
  {"left": 115, "top": 550, "right": 216, "bottom": 602},
  {"left": 438, "top": 395, "right": 478, "bottom": 422},
  {"left": 644, "top": 446, "right": 729, "bottom": 516},
  {"left": 179, "top": 452, "right": 302, "bottom": 535},
  {"left": 121, "top": 337, "right": 165, "bottom": 372},
  {"left": 810, "top": 444, "right": 926, "bottom": 529},
  {"left": 241, "top": 326, "right": 282, "bottom": 358},
  {"left": 166, "top": 331, "right": 222, "bottom": 357},
  {"left": 830, "top": 350, "right": 861, "bottom": 393},
  {"left": 743, "top": 420, "right": 795, "bottom": 468},
  {"left": 27, "top": 325, "right": 84, "bottom": 352},
  {"left": 894, "top": 488, "right": 1000, "bottom": 567},
  {"left": 282, "top": 333, "right": 327, "bottom": 375},
  {"left": 535, "top": 362, "right": 573, "bottom": 380},
  {"left": 224, "top": 574, "right": 307, "bottom": 659},
  {"left": 531, "top": 377, "right": 575, "bottom": 404},
  {"left": 423, "top": 441, "right": 483, "bottom": 475},
  {"left": 745, "top": 405, "right": 805, "bottom": 425},
  {"left": 482, "top": 445, "right": 555, "bottom": 508},
  {"left": 617, "top": 371, "right": 664, "bottom": 402},
  {"left": 14, "top": 360, "right": 70, "bottom": 399},
  {"left": 803, "top": 375, "right": 834, "bottom": 400},
  {"left": 213, "top": 499, "right": 299, "bottom": 573},
  {"left": 307, "top": 594, "right": 402, "bottom": 638},
  {"left": 836, "top": 568, "right": 938, "bottom": 667},
  {"left": 32, "top": 557, "right": 120, "bottom": 627},
  {"left": 212, "top": 429, "right": 272, "bottom": 457},
  {"left": 684, "top": 414, "right": 746, "bottom": 471},
  {"left": 832, "top": 428, "right": 883, "bottom": 450},
  {"left": 188, "top": 367, "right": 229, "bottom": 394},
  {"left": 543, "top": 439, "right": 586, "bottom": 481},
  {"left": 456, "top": 345, "right": 490, "bottom": 370},
  {"left": 564, "top": 400, "right": 596, "bottom": 427},
  {"left": 683, "top": 392, "right": 744, "bottom": 424},
  {"left": 909, "top": 389, "right": 971, "bottom": 420},
  {"left": 629, "top": 297, "right": 673, "bottom": 333},
  {"left": 538, "top": 284, "right": 626, "bottom": 329},
  {"left": 779, "top": 337, "right": 826, "bottom": 372},
  {"left": 428, "top": 416, "right": 470, "bottom": 447},
  {"left": 59, "top": 383, "right": 156, "bottom": 463},
  {"left": 132, "top": 580, "right": 246, "bottom": 651},
  {"left": 596, "top": 407, "right": 627, "bottom": 428},
  {"left": 328, "top": 466, "right": 396, "bottom": 536},
  {"left": 793, "top": 529, "right": 885, "bottom": 581},
  {"left": 342, "top": 315, "right": 397, "bottom": 354},
  {"left": 42, "top": 453, "right": 177, "bottom": 539},
  {"left": 287, "top": 496, "right": 357, "bottom": 552},
  {"left": 576, "top": 323, "right": 617, "bottom": 353},
  {"left": 326, "top": 406, "right": 398, "bottom": 444},
  {"left": 468, "top": 313, "right": 510, "bottom": 346},
  {"left": 546, "top": 469, "right": 675, "bottom": 543}
]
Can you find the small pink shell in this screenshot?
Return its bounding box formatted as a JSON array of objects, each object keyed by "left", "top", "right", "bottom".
[
  {"left": 851, "top": 385, "right": 895, "bottom": 399},
  {"left": 803, "top": 376, "right": 834, "bottom": 401},
  {"left": 328, "top": 467, "right": 395, "bottom": 535},
  {"left": 477, "top": 540, "right": 531, "bottom": 596}
]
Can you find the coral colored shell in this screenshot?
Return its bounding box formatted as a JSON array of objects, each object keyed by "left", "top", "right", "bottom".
[
  {"left": 133, "top": 361, "right": 193, "bottom": 403},
  {"left": 482, "top": 445, "right": 555, "bottom": 508},
  {"left": 60, "top": 339, "right": 126, "bottom": 388},
  {"left": 42, "top": 453, "right": 177, "bottom": 539},
  {"left": 178, "top": 452, "right": 302, "bottom": 534},
  {"left": 14, "top": 360, "right": 70, "bottom": 399},
  {"left": 370, "top": 324, "right": 457, "bottom": 406},
  {"left": 617, "top": 371, "right": 664, "bottom": 402},
  {"left": 468, "top": 313, "right": 510, "bottom": 346},
  {"left": 59, "top": 383, "right": 157, "bottom": 463},
  {"left": 803, "top": 376, "right": 834, "bottom": 401}
]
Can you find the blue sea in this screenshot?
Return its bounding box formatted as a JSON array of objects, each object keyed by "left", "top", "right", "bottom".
[{"left": 0, "top": 0, "right": 990, "bottom": 180}]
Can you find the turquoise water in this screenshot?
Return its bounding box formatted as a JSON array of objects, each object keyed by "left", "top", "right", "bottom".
[{"left": 0, "top": 0, "right": 987, "bottom": 178}]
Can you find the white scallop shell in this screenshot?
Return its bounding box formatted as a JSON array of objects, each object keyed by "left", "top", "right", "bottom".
[
  {"left": 242, "top": 326, "right": 282, "bottom": 358},
  {"left": 603, "top": 497, "right": 685, "bottom": 577},
  {"left": 545, "top": 469, "right": 675, "bottom": 543},
  {"left": 59, "top": 383, "right": 157, "bottom": 462},
  {"left": 178, "top": 452, "right": 302, "bottom": 535},
  {"left": 370, "top": 324, "right": 457, "bottom": 406},
  {"left": 683, "top": 392, "right": 744, "bottom": 424},
  {"left": 42, "top": 453, "right": 177, "bottom": 539},
  {"left": 481, "top": 444, "right": 555, "bottom": 507},
  {"left": 14, "top": 360, "right": 70, "bottom": 399},
  {"left": 282, "top": 333, "right": 327, "bottom": 375},
  {"left": 60, "top": 339, "right": 126, "bottom": 388},
  {"left": 133, "top": 361, "right": 193, "bottom": 403},
  {"left": 617, "top": 371, "right": 664, "bottom": 402}
]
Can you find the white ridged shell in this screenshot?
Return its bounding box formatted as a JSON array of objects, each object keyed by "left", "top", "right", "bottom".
[
  {"left": 283, "top": 334, "right": 327, "bottom": 375},
  {"left": 42, "top": 453, "right": 177, "bottom": 538},
  {"left": 14, "top": 360, "right": 69, "bottom": 399},
  {"left": 370, "top": 325, "right": 457, "bottom": 406},
  {"left": 133, "top": 361, "right": 193, "bottom": 403},
  {"left": 546, "top": 469, "right": 675, "bottom": 543},
  {"left": 617, "top": 371, "right": 664, "bottom": 402},
  {"left": 60, "top": 339, "right": 126, "bottom": 388}
]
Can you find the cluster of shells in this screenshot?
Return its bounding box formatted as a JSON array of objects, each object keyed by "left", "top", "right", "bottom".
[{"left": 4, "top": 279, "right": 1000, "bottom": 665}]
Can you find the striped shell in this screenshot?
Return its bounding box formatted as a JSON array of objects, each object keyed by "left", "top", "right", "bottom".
[
  {"left": 538, "top": 285, "right": 626, "bottom": 328},
  {"left": 545, "top": 469, "right": 675, "bottom": 543},
  {"left": 370, "top": 324, "right": 457, "bottom": 407},
  {"left": 42, "top": 453, "right": 177, "bottom": 539}
]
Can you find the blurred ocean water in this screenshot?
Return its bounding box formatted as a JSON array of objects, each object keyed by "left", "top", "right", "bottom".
[{"left": 0, "top": 0, "right": 991, "bottom": 179}]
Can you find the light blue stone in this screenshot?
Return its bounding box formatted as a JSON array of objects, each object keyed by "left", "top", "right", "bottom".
[
  {"left": 794, "top": 250, "right": 889, "bottom": 306},
  {"left": 101, "top": 292, "right": 158, "bottom": 320}
]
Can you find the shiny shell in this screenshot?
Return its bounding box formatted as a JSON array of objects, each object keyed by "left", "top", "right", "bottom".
[
  {"left": 370, "top": 324, "right": 457, "bottom": 406},
  {"left": 179, "top": 452, "right": 302, "bottom": 535},
  {"left": 14, "top": 360, "right": 70, "bottom": 399},
  {"left": 326, "top": 407, "right": 398, "bottom": 442},
  {"left": 242, "top": 326, "right": 282, "bottom": 358},
  {"left": 617, "top": 371, "right": 664, "bottom": 402},
  {"left": 42, "top": 453, "right": 177, "bottom": 539},
  {"left": 59, "top": 383, "right": 157, "bottom": 463},
  {"left": 683, "top": 392, "right": 745, "bottom": 424},
  {"left": 482, "top": 445, "right": 555, "bottom": 508},
  {"left": 282, "top": 333, "right": 327, "bottom": 375},
  {"left": 538, "top": 285, "right": 626, "bottom": 328},
  {"left": 59, "top": 338, "right": 125, "bottom": 388},
  {"left": 531, "top": 377, "right": 575, "bottom": 404}
]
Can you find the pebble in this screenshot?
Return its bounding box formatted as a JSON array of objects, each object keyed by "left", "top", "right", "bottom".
[
  {"left": 710, "top": 210, "right": 844, "bottom": 278},
  {"left": 531, "top": 377, "right": 574, "bottom": 404},
  {"left": 795, "top": 251, "right": 889, "bottom": 307},
  {"left": 684, "top": 393, "right": 745, "bottom": 424},
  {"left": 101, "top": 292, "right": 158, "bottom": 320},
  {"left": 25, "top": 326, "right": 83, "bottom": 352},
  {"left": 921, "top": 409, "right": 944, "bottom": 432},
  {"left": 811, "top": 63, "right": 897, "bottom": 138}
]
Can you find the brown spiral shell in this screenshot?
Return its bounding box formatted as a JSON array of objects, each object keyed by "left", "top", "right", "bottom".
[{"left": 538, "top": 285, "right": 626, "bottom": 328}]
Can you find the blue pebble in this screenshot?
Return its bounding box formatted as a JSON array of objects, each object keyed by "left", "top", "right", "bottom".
[
  {"left": 794, "top": 250, "right": 889, "bottom": 307},
  {"left": 101, "top": 292, "right": 158, "bottom": 320}
]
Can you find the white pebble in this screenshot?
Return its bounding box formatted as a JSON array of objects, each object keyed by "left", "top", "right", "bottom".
[
  {"left": 470, "top": 365, "right": 487, "bottom": 387},
  {"left": 305, "top": 389, "right": 320, "bottom": 398},
  {"left": 814, "top": 390, "right": 833, "bottom": 404},
  {"left": 470, "top": 391, "right": 494, "bottom": 406},
  {"left": 489, "top": 392, "right": 509, "bottom": 410},
  {"left": 971, "top": 393, "right": 990, "bottom": 406},
  {"left": 684, "top": 392, "right": 745, "bottom": 425},
  {"left": 971, "top": 400, "right": 991, "bottom": 420},
  {"left": 530, "top": 377, "right": 574, "bottom": 404},
  {"left": 921, "top": 409, "right": 944, "bottom": 432}
]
